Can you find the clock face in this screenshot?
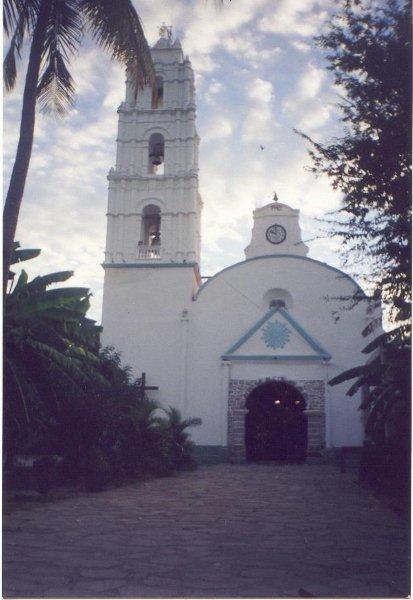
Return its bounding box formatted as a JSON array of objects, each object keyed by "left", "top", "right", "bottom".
[{"left": 266, "top": 224, "right": 286, "bottom": 245}]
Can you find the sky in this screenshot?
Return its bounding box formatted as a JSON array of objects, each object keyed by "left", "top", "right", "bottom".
[{"left": 4, "top": 0, "right": 353, "bottom": 322}]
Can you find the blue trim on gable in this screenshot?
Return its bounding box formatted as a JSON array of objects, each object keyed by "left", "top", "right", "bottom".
[
  {"left": 277, "top": 307, "right": 331, "bottom": 360},
  {"left": 220, "top": 306, "right": 331, "bottom": 362},
  {"left": 194, "top": 254, "right": 367, "bottom": 300},
  {"left": 221, "top": 355, "right": 328, "bottom": 361},
  {"left": 224, "top": 308, "right": 278, "bottom": 355}
]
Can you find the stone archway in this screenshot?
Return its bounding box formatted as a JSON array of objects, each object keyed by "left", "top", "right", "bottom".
[
  {"left": 245, "top": 381, "right": 307, "bottom": 462},
  {"left": 228, "top": 377, "right": 326, "bottom": 463}
]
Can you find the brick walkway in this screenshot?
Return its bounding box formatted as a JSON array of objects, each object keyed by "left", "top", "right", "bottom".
[{"left": 3, "top": 464, "right": 410, "bottom": 598}]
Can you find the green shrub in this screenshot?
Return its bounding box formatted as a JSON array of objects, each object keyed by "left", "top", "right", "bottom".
[
  {"left": 81, "top": 448, "right": 113, "bottom": 492},
  {"left": 4, "top": 249, "right": 202, "bottom": 493}
]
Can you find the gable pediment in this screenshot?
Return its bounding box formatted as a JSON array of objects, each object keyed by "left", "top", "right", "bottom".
[{"left": 221, "top": 307, "right": 331, "bottom": 361}]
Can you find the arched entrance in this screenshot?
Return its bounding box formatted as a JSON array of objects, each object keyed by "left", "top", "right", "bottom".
[{"left": 245, "top": 381, "right": 307, "bottom": 462}]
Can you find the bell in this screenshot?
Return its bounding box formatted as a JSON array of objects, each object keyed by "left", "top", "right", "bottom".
[
  {"left": 149, "top": 142, "right": 164, "bottom": 166},
  {"left": 150, "top": 153, "right": 163, "bottom": 166}
]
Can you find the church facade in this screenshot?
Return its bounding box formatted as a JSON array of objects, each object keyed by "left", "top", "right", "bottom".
[{"left": 101, "top": 32, "right": 377, "bottom": 463}]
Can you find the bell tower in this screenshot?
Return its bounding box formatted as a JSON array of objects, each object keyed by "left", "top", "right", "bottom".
[
  {"left": 104, "top": 26, "right": 201, "bottom": 265},
  {"left": 101, "top": 28, "right": 202, "bottom": 398}
]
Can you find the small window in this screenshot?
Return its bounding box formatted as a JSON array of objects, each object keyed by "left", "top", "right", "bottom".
[
  {"left": 262, "top": 288, "right": 293, "bottom": 311},
  {"left": 155, "top": 75, "right": 163, "bottom": 108},
  {"left": 270, "top": 299, "right": 286, "bottom": 309}
]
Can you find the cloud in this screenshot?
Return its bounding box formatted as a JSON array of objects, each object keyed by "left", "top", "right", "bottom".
[
  {"left": 4, "top": 0, "right": 350, "bottom": 323},
  {"left": 190, "top": 53, "right": 217, "bottom": 74},
  {"left": 181, "top": 0, "right": 267, "bottom": 56},
  {"left": 248, "top": 77, "right": 273, "bottom": 104},
  {"left": 204, "top": 79, "right": 223, "bottom": 104},
  {"left": 298, "top": 104, "right": 331, "bottom": 131},
  {"left": 259, "top": 0, "right": 330, "bottom": 38},
  {"left": 241, "top": 77, "right": 277, "bottom": 143},
  {"left": 282, "top": 64, "right": 332, "bottom": 132},
  {"left": 203, "top": 115, "right": 233, "bottom": 141},
  {"left": 222, "top": 32, "right": 282, "bottom": 70},
  {"left": 291, "top": 40, "right": 312, "bottom": 53},
  {"left": 284, "top": 64, "right": 325, "bottom": 113},
  {"left": 298, "top": 64, "right": 325, "bottom": 100}
]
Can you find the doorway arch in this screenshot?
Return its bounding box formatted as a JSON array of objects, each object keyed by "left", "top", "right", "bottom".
[{"left": 245, "top": 381, "right": 307, "bottom": 462}]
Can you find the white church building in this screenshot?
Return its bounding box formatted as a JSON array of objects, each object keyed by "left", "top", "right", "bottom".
[{"left": 101, "top": 31, "right": 376, "bottom": 463}]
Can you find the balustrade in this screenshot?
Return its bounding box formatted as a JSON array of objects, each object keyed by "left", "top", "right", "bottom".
[{"left": 137, "top": 244, "right": 162, "bottom": 260}]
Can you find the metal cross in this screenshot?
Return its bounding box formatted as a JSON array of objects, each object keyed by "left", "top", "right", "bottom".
[{"left": 137, "top": 372, "right": 159, "bottom": 401}]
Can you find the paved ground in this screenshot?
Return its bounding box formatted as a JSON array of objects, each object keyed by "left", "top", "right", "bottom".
[{"left": 3, "top": 464, "right": 410, "bottom": 598}]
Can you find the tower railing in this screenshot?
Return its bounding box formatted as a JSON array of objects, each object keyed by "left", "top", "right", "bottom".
[
  {"left": 104, "top": 247, "right": 162, "bottom": 263},
  {"left": 136, "top": 245, "right": 162, "bottom": 260}
]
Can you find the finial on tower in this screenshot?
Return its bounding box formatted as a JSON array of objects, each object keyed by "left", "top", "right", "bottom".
[
  {"left": 272, "top": 191, "right": 279, "bottom": 203},
  {"left": 158, "top": 23, "right": 173, "bottom": 41}
]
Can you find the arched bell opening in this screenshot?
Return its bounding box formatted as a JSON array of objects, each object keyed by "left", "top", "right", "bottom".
[
  {"left": 148, "top": 133, "right": 165, "bottom": 175},
  {"left": 245, "top": 381, "right": 307, "bottom": 463},
  {"left": 141, "top": 204, "right": 161, "bottom": 246}
]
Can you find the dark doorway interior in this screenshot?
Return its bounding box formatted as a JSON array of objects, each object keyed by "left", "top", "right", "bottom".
[{"left": 245, "top": 381, "right": 307, "bottom": 462}]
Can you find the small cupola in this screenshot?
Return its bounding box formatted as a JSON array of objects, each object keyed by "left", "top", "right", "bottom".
[{"left": 244, "top": 193, "right": 309, "bottom": 259}]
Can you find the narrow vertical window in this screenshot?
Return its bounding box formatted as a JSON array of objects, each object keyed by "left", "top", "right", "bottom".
[
  {"left": 143, "top": 206, "right": 161, "bottom": 245},
  {"left": 156, "top": 76, "right": 164, "bottom": 108}
]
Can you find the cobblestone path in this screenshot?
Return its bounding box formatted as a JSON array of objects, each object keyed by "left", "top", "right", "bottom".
[{"left": 3, "top": 464, "right": 410, "bottom": 598}]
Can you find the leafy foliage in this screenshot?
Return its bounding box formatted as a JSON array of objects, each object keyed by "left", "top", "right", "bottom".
[
  {"left": 3, "top": 0, "right": 157, "bottom": 296},
  {"left": 156, "top": 407, "right": 202, "bottom": 472},
  {"left": 302, "top": 1, "right": 411, "bottom": 503},
  {"left": 329, "top": 319, "right": 410, "bottom": 448},
  {"left": 298, "top": 0, "right": 411, "bottom": 326},
  {"left": 4, "top": 0, "right": 155, "bottom": 113},
  {"left": 4, "top": 247, "right": 202, "bottom": 491},
  {"left": 4, "top": 244, "right": 106, "bottom": 461}
]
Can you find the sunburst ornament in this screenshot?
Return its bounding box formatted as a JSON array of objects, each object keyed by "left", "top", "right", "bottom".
[{"left": 261, "top": 320, "right": 291, "bottom": 349}]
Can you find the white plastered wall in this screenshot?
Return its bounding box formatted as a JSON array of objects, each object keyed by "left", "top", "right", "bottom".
[
  {"left": 101, "top": 265, "right": 198, "bottom": 412},
  {"left": 185, "top": 256, "right": 370, "bottom": 448}
]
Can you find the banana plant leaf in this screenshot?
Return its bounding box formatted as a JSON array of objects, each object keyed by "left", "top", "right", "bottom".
[
  {"left": 11, "top": 247, "right": 41, "bottom": 265},
  {"left": 328, "top": 365, "right": 367, "bottom": 386},
  {"left": 27, "top": 271, "right": 74, "bottom": 291},
  {"left": 4, "top": 247, "right": 108, "bottom": 449}
]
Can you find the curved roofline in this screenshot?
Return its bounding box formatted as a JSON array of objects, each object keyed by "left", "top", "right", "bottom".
[{"left": 194, "top": 254, "right": 367, "bottom": 300}]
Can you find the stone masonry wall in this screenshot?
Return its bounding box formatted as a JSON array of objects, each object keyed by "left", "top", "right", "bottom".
[{"left": 228, "top": 377, "right": 325, "bottom": 463}]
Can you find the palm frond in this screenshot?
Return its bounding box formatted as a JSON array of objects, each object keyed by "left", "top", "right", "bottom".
[
  {"left": 37, "top": 0, "right": 82, "bottom": 114},
  {"left": 4, "top": 0, "right": 40, "bottom": 90},
  {"left": 80, "top": 0, "right": 155, "bottom": 96},
  {"left": 37, "top": 49, "right": 76, "bottom": 114},
  {"left": 5, "top": 356, "right": 31, "bottom": 424},
  {"left": 4, "top": 7, "right": 26, "bottom": 91},
  {"left": 328, "top": 365, "right": 367, "bottom": 386},
  {"left": 346, "top": 376, "right": 368, "bottom": 397},
  {"left": 3, "top": 0, "right": 38, "bottom": 37},
  {"left": 361, "top": 315, "right": 382, "bottom": 338},
  {"left": 361, "top": 326, "right": 408, "bottom": 354}
]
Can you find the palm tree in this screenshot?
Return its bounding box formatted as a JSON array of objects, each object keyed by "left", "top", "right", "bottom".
[
  {"left": 3, "top": 0, "right": 156, "bottom": 294},
  {"left": 157, "top": 406, "right": 202, "bottom": 470}
]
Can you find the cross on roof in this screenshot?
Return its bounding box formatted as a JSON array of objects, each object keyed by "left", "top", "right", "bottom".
[
  {"left": 158, "top": 23, "right": 173, "bottom": 40},
  {"left": 137, "top": 372, "right": 159, "bottom": 402}
]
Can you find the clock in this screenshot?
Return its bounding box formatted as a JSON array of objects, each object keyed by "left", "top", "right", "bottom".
[{"left": 266, "top": 224, "right": 286, "bottom": 245}]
